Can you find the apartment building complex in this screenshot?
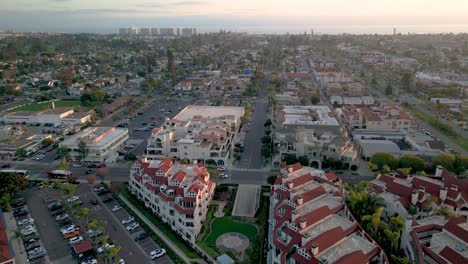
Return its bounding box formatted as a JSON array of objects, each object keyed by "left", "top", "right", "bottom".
[
  {"left": 268, "top": 163, "right": 387, "bottom": 264},
  {"left": 146, "top": 106, "right": 244, "bottom": 166},
  {"left": 128, "top": 157, "right": 215, "bottom": 243},
  {"left": 340, "top": 103, "right": 417, "bottom": 132}
]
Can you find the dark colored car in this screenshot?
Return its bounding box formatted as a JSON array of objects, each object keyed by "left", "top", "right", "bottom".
[
  {"left": 90, "top": 198, "right": 98, "bottom": 205},
  {"left": 13, "top": 208, "right": 29, "bottom": 217},
  {"left": 100, "top": 194, "right": 113, "bottom": 202},
  {"left": 134, "top": 232, "right": 148, "bottom": 241},
  {"left": 51, "top": 208, "right": 64, "bottom": 216},
  {"left": 48, "top": 202, "right": 63, "bottom": 212},
  {"left": 97, "top": 189, "right": 110, "bottom": 196},
  {"left": 87, "top": 164, "right": 97, "bottom": 168},
  {"left": 1, "top": 163, "right": 11, "bottom": 168}
]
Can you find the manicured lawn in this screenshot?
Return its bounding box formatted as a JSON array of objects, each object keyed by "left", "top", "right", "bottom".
[
  {"left": 205, "top": 217, "right": 258, "bottom": 245},
  {"left": 9, "top": 100, "right": 83, "bottom": 112}
]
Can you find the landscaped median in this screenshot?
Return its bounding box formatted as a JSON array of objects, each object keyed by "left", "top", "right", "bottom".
[{"left": 113, "top": 189, "right": 204, "bottom": 263}]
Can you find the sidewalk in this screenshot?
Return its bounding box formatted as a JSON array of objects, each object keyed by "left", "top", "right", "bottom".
[
  {"left": 4, "top": 211, "right": 28, "bottom": 264},
  {"left": 119, "top": 194, "right": 211, "bottom": 264}
]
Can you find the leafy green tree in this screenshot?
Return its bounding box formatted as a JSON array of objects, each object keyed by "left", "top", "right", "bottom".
[
  {"left": 369, "top": 152, "right": 398, "bottom": 171},
  {"left": 310, "top": 96, "right": 320, "bottom": 105},
  {"left": 0, "top": 172, "right": 28, "bottom": 195},
  {"left": 261, "top": 145, "right": 272, "bottom": 158},
  {"left": 399, "top": 155, "right": 424, "bottom": 173},
  {"left": 78, "top": 140, "right": 88, "bottom": 161},
  {"left": 15, "top": 148, "right": 27, "bottom": 158},
  {"left": 283, "top": 154, "right": 298, "bottom": 165},
  {"left": 261, "top": 136, "right": 272, "bottom": 144},
  {"left": 41, "top": 138, "right": 54, "bottom": 148},
  {"left": 297, "top": 156, "right": 310, "bottom": 166},
  {"left": 57, "top": 146, "right": 70, "bottom": 158}
]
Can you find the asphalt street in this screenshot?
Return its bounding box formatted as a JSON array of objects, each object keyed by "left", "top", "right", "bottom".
[{"left": 237, "top": 56, "right": 273, "bottom": 169}]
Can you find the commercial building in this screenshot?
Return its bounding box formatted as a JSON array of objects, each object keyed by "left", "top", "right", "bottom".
[
  {"left": 267, "top": 163, "right": 387, "bottom": 264},
  {"left": 128, "top": 157, "right": 216, "bottom": 243},
  {"left": 60, "top": 127, "right": 128, "bottom": 163},
  {"left": 146, "top": 106, "right": 244, "bottom": 166},
  {"left": 0, "top": 125, "right": 52, "bottom": 159},
  {"left": 1, "top": 104, "right": 93, "bottom": 127},
  {"left": 330, "top": 96, "right": 374, "bottom": 106}
]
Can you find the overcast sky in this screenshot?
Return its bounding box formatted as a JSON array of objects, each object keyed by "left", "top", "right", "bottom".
[{"left": 1, "top": 0, "right": 468, "bottom": 33}]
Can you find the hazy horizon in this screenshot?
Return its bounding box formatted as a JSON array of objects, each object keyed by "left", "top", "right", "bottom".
[{"left": 1, "top": 0, "right": 468, "bottom": 34}]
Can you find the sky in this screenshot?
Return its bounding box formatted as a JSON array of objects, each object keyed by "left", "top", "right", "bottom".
[{"left": 1, "top": 0, "right": 468, "bottom": 34}]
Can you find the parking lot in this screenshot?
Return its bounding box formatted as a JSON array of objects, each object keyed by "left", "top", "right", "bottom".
[
  {"left": 97, "top": 191, "right": 172, "bottom": 264},
  {"left": 20, "top": 182, "right": 172, "bottom": 264}
]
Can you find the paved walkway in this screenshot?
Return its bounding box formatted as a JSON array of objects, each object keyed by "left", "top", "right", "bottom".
[
  {"left": 232, "top": 184, "right": 260, "bottom": 217},
  {"left": 210, "top": 201, "right": 226, "bottom": 217},
  {"left": 119, "top": 194, "right": 212, "bottom": 264},
  {"left": 3, "top": 211, "right": 28, "bottom": 264}
]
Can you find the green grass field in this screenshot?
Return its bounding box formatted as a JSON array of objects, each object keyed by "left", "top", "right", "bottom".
[
  {"left": 204, "top": 217, "right": 258, "bottom": 245},
  {"left": 9, "top": 100, "right": 83, "bottom": 112}
]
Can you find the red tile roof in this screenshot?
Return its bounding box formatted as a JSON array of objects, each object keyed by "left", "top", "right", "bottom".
[
  {"left": 172, "top": 171, "right": 186, "bottom": 182},
  {"left": 72, "top": 240, "right": 93, "bottom": 254},
  {"left": 334, "top": 250, "right": 369, "bottom": 264},
  {"left": 439, "top": 246, "right": 467, "bottom": 264}
]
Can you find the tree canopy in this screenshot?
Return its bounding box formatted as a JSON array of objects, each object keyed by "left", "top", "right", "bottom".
[
  {"left": 0, "top": 172, "right": 28, "bottom": 195},
  {"left": 369, "top": 152, "right": 399, "bottom": 171}
]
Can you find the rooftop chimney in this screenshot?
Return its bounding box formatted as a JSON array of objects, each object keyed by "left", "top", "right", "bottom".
[
  {"left": 51, "top": 101, "right": 55, "bottom": 109},
  {"left": 451, "top": 184, "right": 459, "bottom": 191},
  {"left": 411, "top": 190, "right": 418, "bottom": 205},
  {"left": 297, "top": 194, "right": 303, "bottom": 205},
  {"left": 288, "top": 181, "right": 294, "bottom": 189},
  {"left": 300, "top": 218, "right": 307, "bottom": 229},
  {"left": 440, "top": 187, "right": 447, "bottom": 201},
  {"left": 311, "top": 243, "right": 319, "bottom": 255},
  {"left": 435, "top": 165, "right": 443, "bottom": 177}
]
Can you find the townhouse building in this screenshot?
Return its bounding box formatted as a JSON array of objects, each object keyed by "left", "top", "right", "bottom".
[{"left": 128, "top": 157, "right": 215, "bottom": 243}]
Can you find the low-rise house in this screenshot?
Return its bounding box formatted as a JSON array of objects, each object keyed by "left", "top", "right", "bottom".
[{"left": 128, "top": 157, "right": 216, "bottom": 243}]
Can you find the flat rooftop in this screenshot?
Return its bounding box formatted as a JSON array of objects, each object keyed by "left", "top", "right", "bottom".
[
  {"left": 302, "top": 214, "right": 354, "bottom": 239},
  {"left": 174, "top": 106, "right": 244, "bottom": 122},
  {"left": 282, "top": 105, "right": 339, "bottom": 126},
  {"left": 62, "top": 127, "right": 128, "bottom": 147},
  {"left": 430, "top": 231, "right": 468, "bottom": 257},
  {"left": 296, "top": 194, "right": 341, "bottom": 216},
  {"left": 316, "top": 234, "right": 376, "bottom": 263}
]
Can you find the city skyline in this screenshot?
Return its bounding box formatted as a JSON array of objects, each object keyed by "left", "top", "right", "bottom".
[{"left": 1, "top": 0, "right": 468, "bottom": 34}]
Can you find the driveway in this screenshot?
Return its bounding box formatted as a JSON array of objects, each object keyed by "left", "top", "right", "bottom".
[{"left": 232, "top": 184, "right": 260, "bottom": 217}]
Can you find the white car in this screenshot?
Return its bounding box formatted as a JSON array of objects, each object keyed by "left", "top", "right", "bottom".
[
  {"left": 21, "top": 225, "right": 36, "bottom": 236},
  {"left": 126, "top": 222, "right": 140, "bottom": 231},
  {"left": 150, "top": 248, "right": 166, "bottom": 259},
  {"left": 61, "top": 225, "right": 79, "bottom": 235},
  {"left": 72, "top": 163, "right": 83, "bottom": 168},
  {"left": 17, "top": 218, "right": 34, "bottom": 226},
  {"left": 56, "top": 213, "right": 69, "bottom": 221},
  {"left": 97, "top": 243, "right": 115, "bottom": 254},
  {"left": 81, "top": 258, "right": 97, "bottom": 264},
  {"left": 121, "top": 216, "right": 134, "bottom": 225},
  {"left": 66, "top": 196, "right": 80, "bottom": 203},
  {"left": 219, "top": 173, "right": 229, "bottom": 179},
  {"left": 218, "top": 167, "right": 226, "bottom": 171},
  {"left": 68, "top": 236, "right": 83, "bottom": 245},
  {"left": 111, "top": 205, "right": 122, "bottom": 212}
]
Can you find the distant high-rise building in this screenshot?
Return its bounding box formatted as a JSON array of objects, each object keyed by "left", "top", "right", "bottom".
[
  {"left": 160, "top": 28, "right": 175, "bottom": 36},
  {"left": 140, "top": 28, "right": 150, "bottom": 36},
  {"left": 181, "top": 27, "right": 197, "bottom": 37},
  {"left": 150, "top": 27, "right": 159, "bottom": 35},
  {"left": 119, "top": 28, "right": 130, "bottom": 35},
  {"left": 130, "top": 27, "right": 140, "bottom": 35},
  {"left": 394, "top": 27, "right": 397, "bottom": 35}
]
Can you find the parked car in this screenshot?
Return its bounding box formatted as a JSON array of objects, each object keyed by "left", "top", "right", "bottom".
[
  {"left": 56, "top": 213, "right": 69, "bottom": 221},
  {"left": 68, "top": 236, "right": 83, "bottom": 245},
  {"left": 87, "top": 164, "right": 97, "bottom": 168},
  {"left": 219, "top": 173, "right": 229, "bottom": 179},
  {"left": 87, "top": 229, "right": 103, "bottom": 239},
  {"left": 101, "top": 194, "right": 113, "bottom": 202},
  {"left": 121, "top": 216, "right": 134, "bottom": 225},
  {"left": 64, "top": 230, "right": 80, "bottom": 239},
  {"left": 17, "top": 218, "right": 34, "bottom": 226},
  {"left": 90, "top": 198, "right": 98, "bottom": 205},
  {"left": 61, "top": 225, "right": 79, "bottom": 235},
  {"left": 48, "top": 202, "right": 62, "bottom": 211},
  {"left": 134, "top": 232, "right": 148, "bottom": 241},
  {"left": 13, "top": 208, "right": 29, "bottom": 217},
  {"left": 25, "top": 241, "right": 41, "bottom": 251},
  {"left": 150, "top": 249, "right": 166, "bottom": 259},
  {"left": 1, "top": 163, "right": 11, "bottom": 168},
  {"left": 111, "top": 205, "right": 122, "bottom": 212},
  {"left": 81, "top": 258, "right": 98, "bottom": 264},
  {"left": 72, "top": 163, "right": 83, "bottom": 168},
  {"left": 126, "top": 222, "right": 140, "bottom": 231},
  {"left": 21, "top": 225, "right": 36, "bottom": 236},
  {"left": 97, "top": 243, "right": 115, "bottom": 254},
  {"left": 51, "top": 208, "right": 65, "bottom": 216}
]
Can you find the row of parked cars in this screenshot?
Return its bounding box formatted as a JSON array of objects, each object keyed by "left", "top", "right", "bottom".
[{"left": 11, "top": 195, "right": 47, "bottom": 262}]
